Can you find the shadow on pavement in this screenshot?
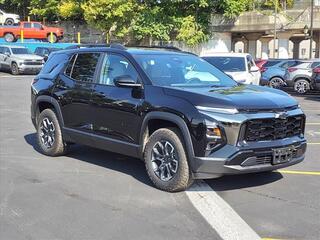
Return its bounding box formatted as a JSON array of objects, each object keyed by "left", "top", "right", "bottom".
[
  {"left": 24, "top": 133, "right": 153, "bottom": 188},
  {"left": 206, "top": 172, "right": 283, "bottom": 191}
]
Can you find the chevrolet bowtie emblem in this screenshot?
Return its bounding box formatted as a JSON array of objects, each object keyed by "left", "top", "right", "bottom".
[{"left": 275, "top": 112, "right": 288, "bottom": 119}]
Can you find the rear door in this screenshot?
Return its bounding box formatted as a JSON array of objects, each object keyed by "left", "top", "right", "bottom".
[
  {"left": 57, "top": 52, "right": 101, "bottom": 132},
  {"left": 33, "top": 22, "right": 46, "bottom": 39}
]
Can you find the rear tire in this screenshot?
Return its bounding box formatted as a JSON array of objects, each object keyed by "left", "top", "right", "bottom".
[
  {"left": 4, "top": 33, "right": 15, "bottom": 42},
  {"left": 144, "top": 128, "right": 192, "bottom": 192},
  {"left": 269, "top": 77, "right": 284, "bottom": 88},
  {"left": 294, "top": 79, "right": 310, "bottom": 94},
  {"left": 11, "top": 62, "right": 19, "bottom": 75},
  {"left": 36, "top": 109, "right": 68, "bottom": 156}
]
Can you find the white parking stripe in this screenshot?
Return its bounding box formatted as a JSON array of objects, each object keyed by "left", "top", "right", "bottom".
[{"left": 186, "top": 181, "right": 260, "bottom": 240}]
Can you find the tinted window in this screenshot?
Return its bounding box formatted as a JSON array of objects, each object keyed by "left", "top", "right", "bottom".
[
  {"left": 33, "top": 23, "right": 42, "bottom": 29},
  {"left": 135, "top": 54, "right": 237, "bottom": 87},
  {"left": 65, "top": 54, "right": 77, "bottom": 76},
  {"left": 311, "top": 62, "right": 320, "bottom": 68},
  {"left": 99, "top": 54, "right": 138, "bottom": 85},
  {"left": 280, "top": 60, "right": 302, "bottom": 68},
  {"left": 264, "top": 60, "right": 282, "bottom": 67},
  {"left": 202, "top": 56, "right": 246, "bottom": 72},
  {"left": 70, "top": 53, "right": 100, "bottom": 82},
  {"left": 0, "top": 47, "right": 3, "bottom": 54},
  {"left": 23, "top": 23, "right": 31, "bottom": 28},
  {"left": 11, "top": 48, "right": 29, "bottom": 54}
]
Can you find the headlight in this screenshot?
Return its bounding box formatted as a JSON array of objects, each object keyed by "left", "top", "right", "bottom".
[
  {"left": 204, "top": 121, "right": 226, "bottom": 155},
  {"left": 196, "top": 106, "right": 239, "bottom": 114}
]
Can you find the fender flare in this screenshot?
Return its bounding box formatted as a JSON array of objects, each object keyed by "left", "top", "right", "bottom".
[
  {"left": 139, "top": 111, "right": 195, "bottom": 162},
  {"left": 293, "top": 75, "right": 311, "bottom": 82},
  {"left": 35, "top": 95, "right": 64, "bottom": 127}
]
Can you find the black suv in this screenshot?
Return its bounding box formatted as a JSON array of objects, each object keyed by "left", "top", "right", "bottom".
[{"left": 31, "top": 45, "right": 307, "bottom": 192}]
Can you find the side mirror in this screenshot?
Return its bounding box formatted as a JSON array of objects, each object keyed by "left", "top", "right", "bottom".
[
  {"left": 114, "top": 75, "right": 142, "bottom": 88},
  {"left": 250, "top": 66, "right": 259, "bottom": 72}
]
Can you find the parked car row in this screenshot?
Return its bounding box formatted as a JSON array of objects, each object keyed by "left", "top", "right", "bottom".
[
  {"left": 0, "top": 45, "right": 62, "bottom": 75},
  {"left": 257, "top": 58, "right": 320, "bottom": 94}
]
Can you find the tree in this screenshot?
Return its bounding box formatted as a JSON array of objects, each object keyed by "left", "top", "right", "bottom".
[
  {"left": 59, "top": 0, "right": 84, "bottom": 20},
  {"left": 82, "top": 0, "right": 139, "bottom": 43},
  {"left": 29, "top": 0, "right": 60, "bottom": 20}
]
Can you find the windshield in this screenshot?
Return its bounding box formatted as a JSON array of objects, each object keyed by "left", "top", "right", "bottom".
[
  {"left": 11, "top": 48, "right": 29, "bottom": 54},
  {"left": 134, "top": 54, "right": 237, "bottom": 88},
  {"left": 202, "top": 56, "right": 246, "bottom": 72}
]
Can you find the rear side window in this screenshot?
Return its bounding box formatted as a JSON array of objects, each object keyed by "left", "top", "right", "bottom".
[
  {"left": 311, "top": 62, "right": 320, "bottom": 68},
  {"left": 68, "top": 53, "right": 100, "bottom": 82},
  {"left": 264, "top": 60, "right": 281, "bottom": 67},
  {"left": 23, "top": 22, "right": 31, "bottom": 28}
]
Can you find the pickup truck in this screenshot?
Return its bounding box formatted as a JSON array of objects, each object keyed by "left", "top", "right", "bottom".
[{"left": 0, "top": 21, "right": 64, "bottom": 43}]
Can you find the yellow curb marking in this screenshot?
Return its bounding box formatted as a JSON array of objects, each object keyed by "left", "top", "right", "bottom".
[{"left": 278, "top": 170, "right": 320, "bottom": 176}]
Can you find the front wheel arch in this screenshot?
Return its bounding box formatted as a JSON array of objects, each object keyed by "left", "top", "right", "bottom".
[{"left": 139, "top": 112, "right": 195, "bottom": 169}]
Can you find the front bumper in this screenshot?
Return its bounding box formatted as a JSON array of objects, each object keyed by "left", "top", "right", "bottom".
[
  {"left": 19, "top": 64, "right": 43, "bottom": 73},
  {"left": 192, "top": 137, "right": 306, "bottom": 179}
]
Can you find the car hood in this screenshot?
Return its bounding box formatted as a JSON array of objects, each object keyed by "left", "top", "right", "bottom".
[
  {"left": 225, "top": 71, "right": 247, "bottom": 83},
  {"left": 163, "top": 84, "right": 298, "bottom": 111},
  {"left": 14, "top": 54, "right": 43, "bottom": 60},
  {"left": 6, "top": 13, "right": 19, "bottom": 18}
]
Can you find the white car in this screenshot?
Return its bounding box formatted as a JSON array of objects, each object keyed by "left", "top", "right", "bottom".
[
  {"left": 201, "top": 53, "right": 261, "bottom": 85},
  {"left": 0, "top": 9, "right": 20, "bottom": 25}
]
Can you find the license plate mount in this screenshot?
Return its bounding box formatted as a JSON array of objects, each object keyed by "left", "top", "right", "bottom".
[{"left": 272, "top": 146, "right": 295, "bottom": 165}]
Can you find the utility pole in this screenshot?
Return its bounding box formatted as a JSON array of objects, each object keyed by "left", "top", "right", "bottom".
[
  {"left": 273, "top": 0, "right": 278, "bottom": 58},
  {"left": 309, "top": 0, "right": 314, "bottom": 59}
]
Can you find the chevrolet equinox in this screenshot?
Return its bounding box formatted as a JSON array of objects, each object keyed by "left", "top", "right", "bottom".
[{"left": 31, "top": 45, "right": 307, "bottom": 192}]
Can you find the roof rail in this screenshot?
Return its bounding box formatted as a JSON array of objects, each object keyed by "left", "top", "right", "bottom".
[
  {"left": 126, "top": 45, "right": 182, "bottom": 51},
  {"left": 65, "top": 43, "right": 127, "bottom": 50}
]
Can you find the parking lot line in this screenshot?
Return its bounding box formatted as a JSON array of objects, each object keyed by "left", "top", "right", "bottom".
[
  {"left": 306, "top": 122, "right": 320, "bottom": 125},
  {"left": 308, "top": 142, "right": 320, "bottom": 145},
  {"left": 277, "top": 170, "right": 320, "bottom": 176},
  {"left": 261, "top": 238, "right": 283, "bottom": 240},
  {"left": 186, "top": 181, "right": 260, "bottom": 240}
]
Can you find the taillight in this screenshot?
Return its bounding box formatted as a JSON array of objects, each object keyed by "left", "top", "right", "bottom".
[
  {"left": 260, "top": 67, "right": 267, "bottom": 73},
  {"left": 313, "top": 67, "right": 320, "bottom": 73},
  {"left": 288, "top": 67, "right": 297, "bottom": 73}
]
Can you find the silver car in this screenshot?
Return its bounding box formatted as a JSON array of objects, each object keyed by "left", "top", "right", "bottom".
[
  {"left": 284, "top": 59, "right": 320, "bottom": 94},
  {"left": 0, "top": 45, "right": 44, "bottom": 75}
]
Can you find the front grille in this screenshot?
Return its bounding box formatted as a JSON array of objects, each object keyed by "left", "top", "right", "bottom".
[
  {"left": 24, "top": 60, "right": 42, "bottom": 65},
  {"left": 244, "top": 115, "right": 304, "bottom": 142}
]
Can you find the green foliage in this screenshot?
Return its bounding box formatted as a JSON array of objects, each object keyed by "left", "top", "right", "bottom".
[
  {"left": 59, "top": 0, "right": 83, "bottom": 20},
  {"left": 82, "top": 0, "right": 138, "bottom": 42},
  {"left": 29, "top": 0, "right": 60, "bottom": 20}
]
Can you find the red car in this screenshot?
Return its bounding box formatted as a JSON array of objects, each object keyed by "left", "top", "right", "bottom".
[{"left": 0, "top": 21, "right": 64, "bottom": 43}]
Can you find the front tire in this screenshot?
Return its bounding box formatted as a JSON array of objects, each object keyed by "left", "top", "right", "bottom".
[
  {"left": 47, "top": 33, "right": 58, "bottom": 43},
  {"left": 11, "top": 62, "right": 19, "bottom": 75},
  {"left": 144, "top": 128, "right": 192, "bottom": 192},
  {"left": 36, "top": 109, "right": 68, "bottom": 156},
  {"left": 294, "top": 79, "right": 310, "bottom": 94}
]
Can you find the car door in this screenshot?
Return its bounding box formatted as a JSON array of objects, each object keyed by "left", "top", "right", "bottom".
[
  {"left": 57, "top": 52, "right": 101, "bottom": 133},
  {"left": 22, "top": 22, "right": 33, "bottom": 38},
  {"left": 33, "top": 22, "right": 46, "bottom": 39},
  {"left": 91, "top": 52, "right": 144, "bottom": 144}
]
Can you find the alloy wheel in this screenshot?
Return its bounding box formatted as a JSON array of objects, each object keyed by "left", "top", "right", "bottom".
[
  {"left": 269, "top": 78, "right": 284, "bottom": 88},
  {"left": 151, "top": 141, "right": 179, "bottom": 181},
  {"left": 295, "top": 80, "right": 309, "bottom": 94},
  {"left": 39, "top": 117, "right": 56, "bottom": 149}
]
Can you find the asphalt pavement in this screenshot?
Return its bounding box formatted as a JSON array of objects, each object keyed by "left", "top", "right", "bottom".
[
  {"left": 1, "top": 72, "right": 319, "bottom": 240},
  {"left": 0, "top": 73, "right": 220, "bottom": 240}
]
